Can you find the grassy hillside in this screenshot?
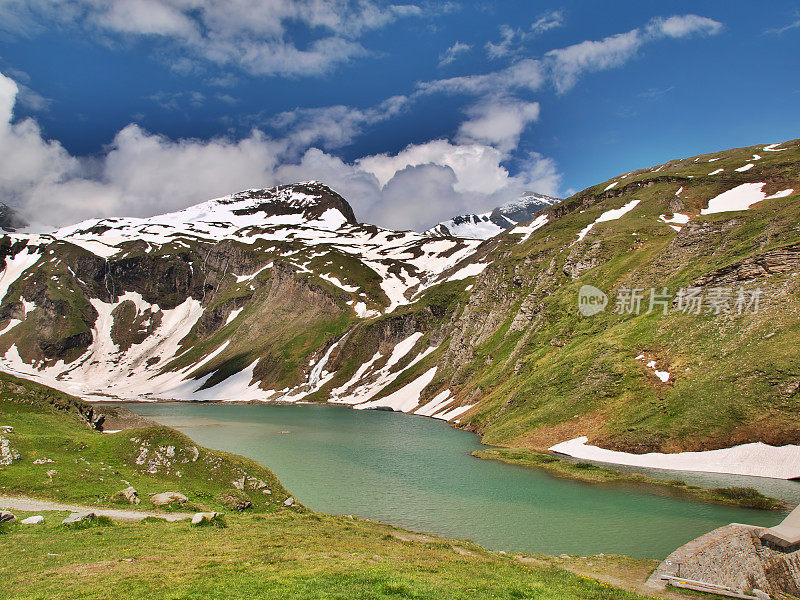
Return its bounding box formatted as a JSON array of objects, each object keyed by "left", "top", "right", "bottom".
[
  {"left": 0, "top": 372, "right": 293, "bottom": 512},
  {"left": 435, "top": 140, "right": 800, "bottom": 453},
  {"left": 0, "top": 368, "right": 658, "bottom": 600}
]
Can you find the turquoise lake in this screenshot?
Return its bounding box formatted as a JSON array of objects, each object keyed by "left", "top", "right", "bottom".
[{"left": 124, "top": 402, "right": 794, "bottom": 559}]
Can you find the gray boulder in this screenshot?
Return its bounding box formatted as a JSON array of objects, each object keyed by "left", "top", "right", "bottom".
[
  {"left": 150, "top": 491, "right": 188, "bottom": 506},
  {"left": 62, "top": 512, "right": 95, "bottom": 525},
  {"left": 283, "top": 497, "right": 295, "bottom": 507}
]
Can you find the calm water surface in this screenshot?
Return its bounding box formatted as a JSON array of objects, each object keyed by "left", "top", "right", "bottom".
[{"left": 124, "top": 402, "right": 793, "bottom": 559}]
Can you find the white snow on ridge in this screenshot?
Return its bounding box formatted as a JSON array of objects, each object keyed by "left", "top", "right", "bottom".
[
  {"left": 763, "top": 143, "right": 788, "bottom": 152},
  {"left": 354, "top": 367, "right": 438, "bottom": 412},
  {"left": 10, "top": 185, "right": 483, "bottom": 318},
  {"left": 510, "top": 213, "right": 548, "bottom": 243},
  {"left": 574, "top": 199, "right": 640, "bottom": 243},
  {"left": 447, "top": 262, "right": 487, "bottom": 282},
  {"left": 658, "top": 212, "right": 690, "bottom": 232},
  {"left": 604, "top": 181, "right": 618, "bottom": 191},
  {"left": 0, "top": 248, "right": 41, "bottom": 303},
  {"left": 224, "top": 308, "right": 243, "bottom": 326},
  {"left": 701, "top": 183, "right": 794, "bottom": 215},
  {"left": 549, "top": 436, "right": 800, "bottom": 479},
  {"left": 735, "top": 163, "right": 755, "bottom": 172},
  {"left": 707, "top": 168, "right": 724, "bottom": 176}
]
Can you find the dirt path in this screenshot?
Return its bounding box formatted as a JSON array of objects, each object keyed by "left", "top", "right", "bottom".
[{"left": 0, "top": 495, "right": 193, "bottom": 522}]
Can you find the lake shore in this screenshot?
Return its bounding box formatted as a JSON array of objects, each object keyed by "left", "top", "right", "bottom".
[{"left": 473, "top": 447, "right": 791, "bottom": 511}]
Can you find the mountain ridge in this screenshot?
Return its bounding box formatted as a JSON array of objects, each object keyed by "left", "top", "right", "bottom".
[{"left": 1, "top": 139, "right": 799, "bottom": 467}]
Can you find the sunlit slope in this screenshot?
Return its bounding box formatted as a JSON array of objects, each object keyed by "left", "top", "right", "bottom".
[{"left": 429, "top": 140, "right": 800, "bottom": 453}]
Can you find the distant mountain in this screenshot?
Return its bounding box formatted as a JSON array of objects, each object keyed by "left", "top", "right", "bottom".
[{"left": 426, "top": 192, "right": 560, "bottom": 239}]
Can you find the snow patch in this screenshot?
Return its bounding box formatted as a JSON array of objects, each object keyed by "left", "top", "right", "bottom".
[
  {"left": 447, "top": 262, "right": 487, "bottom": 282},
  {"left": 354, "top": 367, "right": 438, "bottom": 412},
  {"left": 701, "top": 183, "right": 770, "bottom": 214},
  {"left": 549, "top": 436, "right": 800, "bottom": 479},
  {"left": 575, "top": 200, "right": 640, "bottom": 243}
]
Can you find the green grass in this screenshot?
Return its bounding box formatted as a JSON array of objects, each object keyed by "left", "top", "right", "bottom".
[
  {"left": 0, "top": 510, "right": 649, "bottom": 600},
  {"left": 0, "top": 373, "right": 294, "bottom": 513},
  {"left": 474, "top": 448, "right": 786, "bottom": 511}
]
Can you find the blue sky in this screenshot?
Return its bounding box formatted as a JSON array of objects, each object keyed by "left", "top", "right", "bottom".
[{"left": 0, "top": 0, "right": 798, "bottom": 230}]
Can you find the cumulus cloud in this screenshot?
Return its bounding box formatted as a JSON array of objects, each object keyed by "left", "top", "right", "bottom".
[
  {"left": 456, "top": 97, "right": 540, "bottom": 153},
  {"left": 356, "top": 139, "right": 513, "bottom": 195},
  {"left": 0, "top": 0, "right": 423, "bottom": 76},
  {"left": 0, "top": 70, "right": 559, "bottom": 232},
  {"left": 438, "top": 41, "right": 471, "bottom": 67}
]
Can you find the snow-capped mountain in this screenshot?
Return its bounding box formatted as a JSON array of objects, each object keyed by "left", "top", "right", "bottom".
[
  {"left": 426, "top": 192, "right": 560, "bottom": 239},
  {"left": 0, "top": 182, "right": 484, "bottom": 421}
]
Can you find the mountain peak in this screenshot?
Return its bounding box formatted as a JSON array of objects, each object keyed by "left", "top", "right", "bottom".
[
  {"left": 219, "top": 182, "right": 359, "bottom": 226},
  {"left": 426, "top": 191, "right": 561, "bottom": 239}
]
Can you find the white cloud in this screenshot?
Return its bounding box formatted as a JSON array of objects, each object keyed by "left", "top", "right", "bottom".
[
  {"left": 456, "top": 97, "right": 540, "bottom": 153},
  {"left": 486, "top": 25, "right": 519, "bottom": 59},
  {"left": 0, "top": 0, "right": 423, "bottom": 77},
  {"left": 423, "top": 13, "right": 722, "bottom": 97},
  {"left": 438, "top": 41, "right": 471, "bottom": 67},
  {"left": 530, "top": 9, "right": 564, "bottom": 35},
  {"left": 0, "top": 70, "right": 559, "bottom": 232},
  {"left": 545, "top": 14, "right": 722, "bottom": 93},
  {"left": 545, "top": 29, "right": 643, "bottom": 94},
  {"left": 356, "top": 139, "right": 512, "bottom": 195},
  {"left": 271, "top": 95, "right": 410, "bottom": 153},
  {"left": 764, "top": 13, "right": 800, "bottom": 35},
  {"left": 0, "top": 73, "right": 79, "bottom": 197},
  {"left": 648, "top": 14, "right": 722, "bottom": 38},
  {"left": 417, "top": 58, "right": 545, "bottom": 95},
  {"left": 485, "top": 10, "right": 565, "bottom": 60}
]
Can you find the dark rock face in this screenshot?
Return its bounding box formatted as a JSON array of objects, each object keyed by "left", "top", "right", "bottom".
[
  {"left": 0, "top": 204, "right": 28, "bottom": 233},
  {"left": 693, "top": 242, "right": 800, "bottom": 287}
]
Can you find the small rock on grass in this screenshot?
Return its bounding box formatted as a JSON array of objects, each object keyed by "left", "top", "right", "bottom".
[
  {"left": 0, "top": 511, "right": 16, "bottom": 523},
  {"left": 150, "top": 491, "right": 188, "bottom": 506},
  {"left": 110, "top": 486, "right": 140, "bottom": 505},
  {"left": 191, "top": 512, "right": 220, "bottom": 526},
  {"left": 284, "top": 497, "right": 294, "bottom": 507},
  {"left": 21, "top": 515, "right": 44, "bottom": 525}
]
